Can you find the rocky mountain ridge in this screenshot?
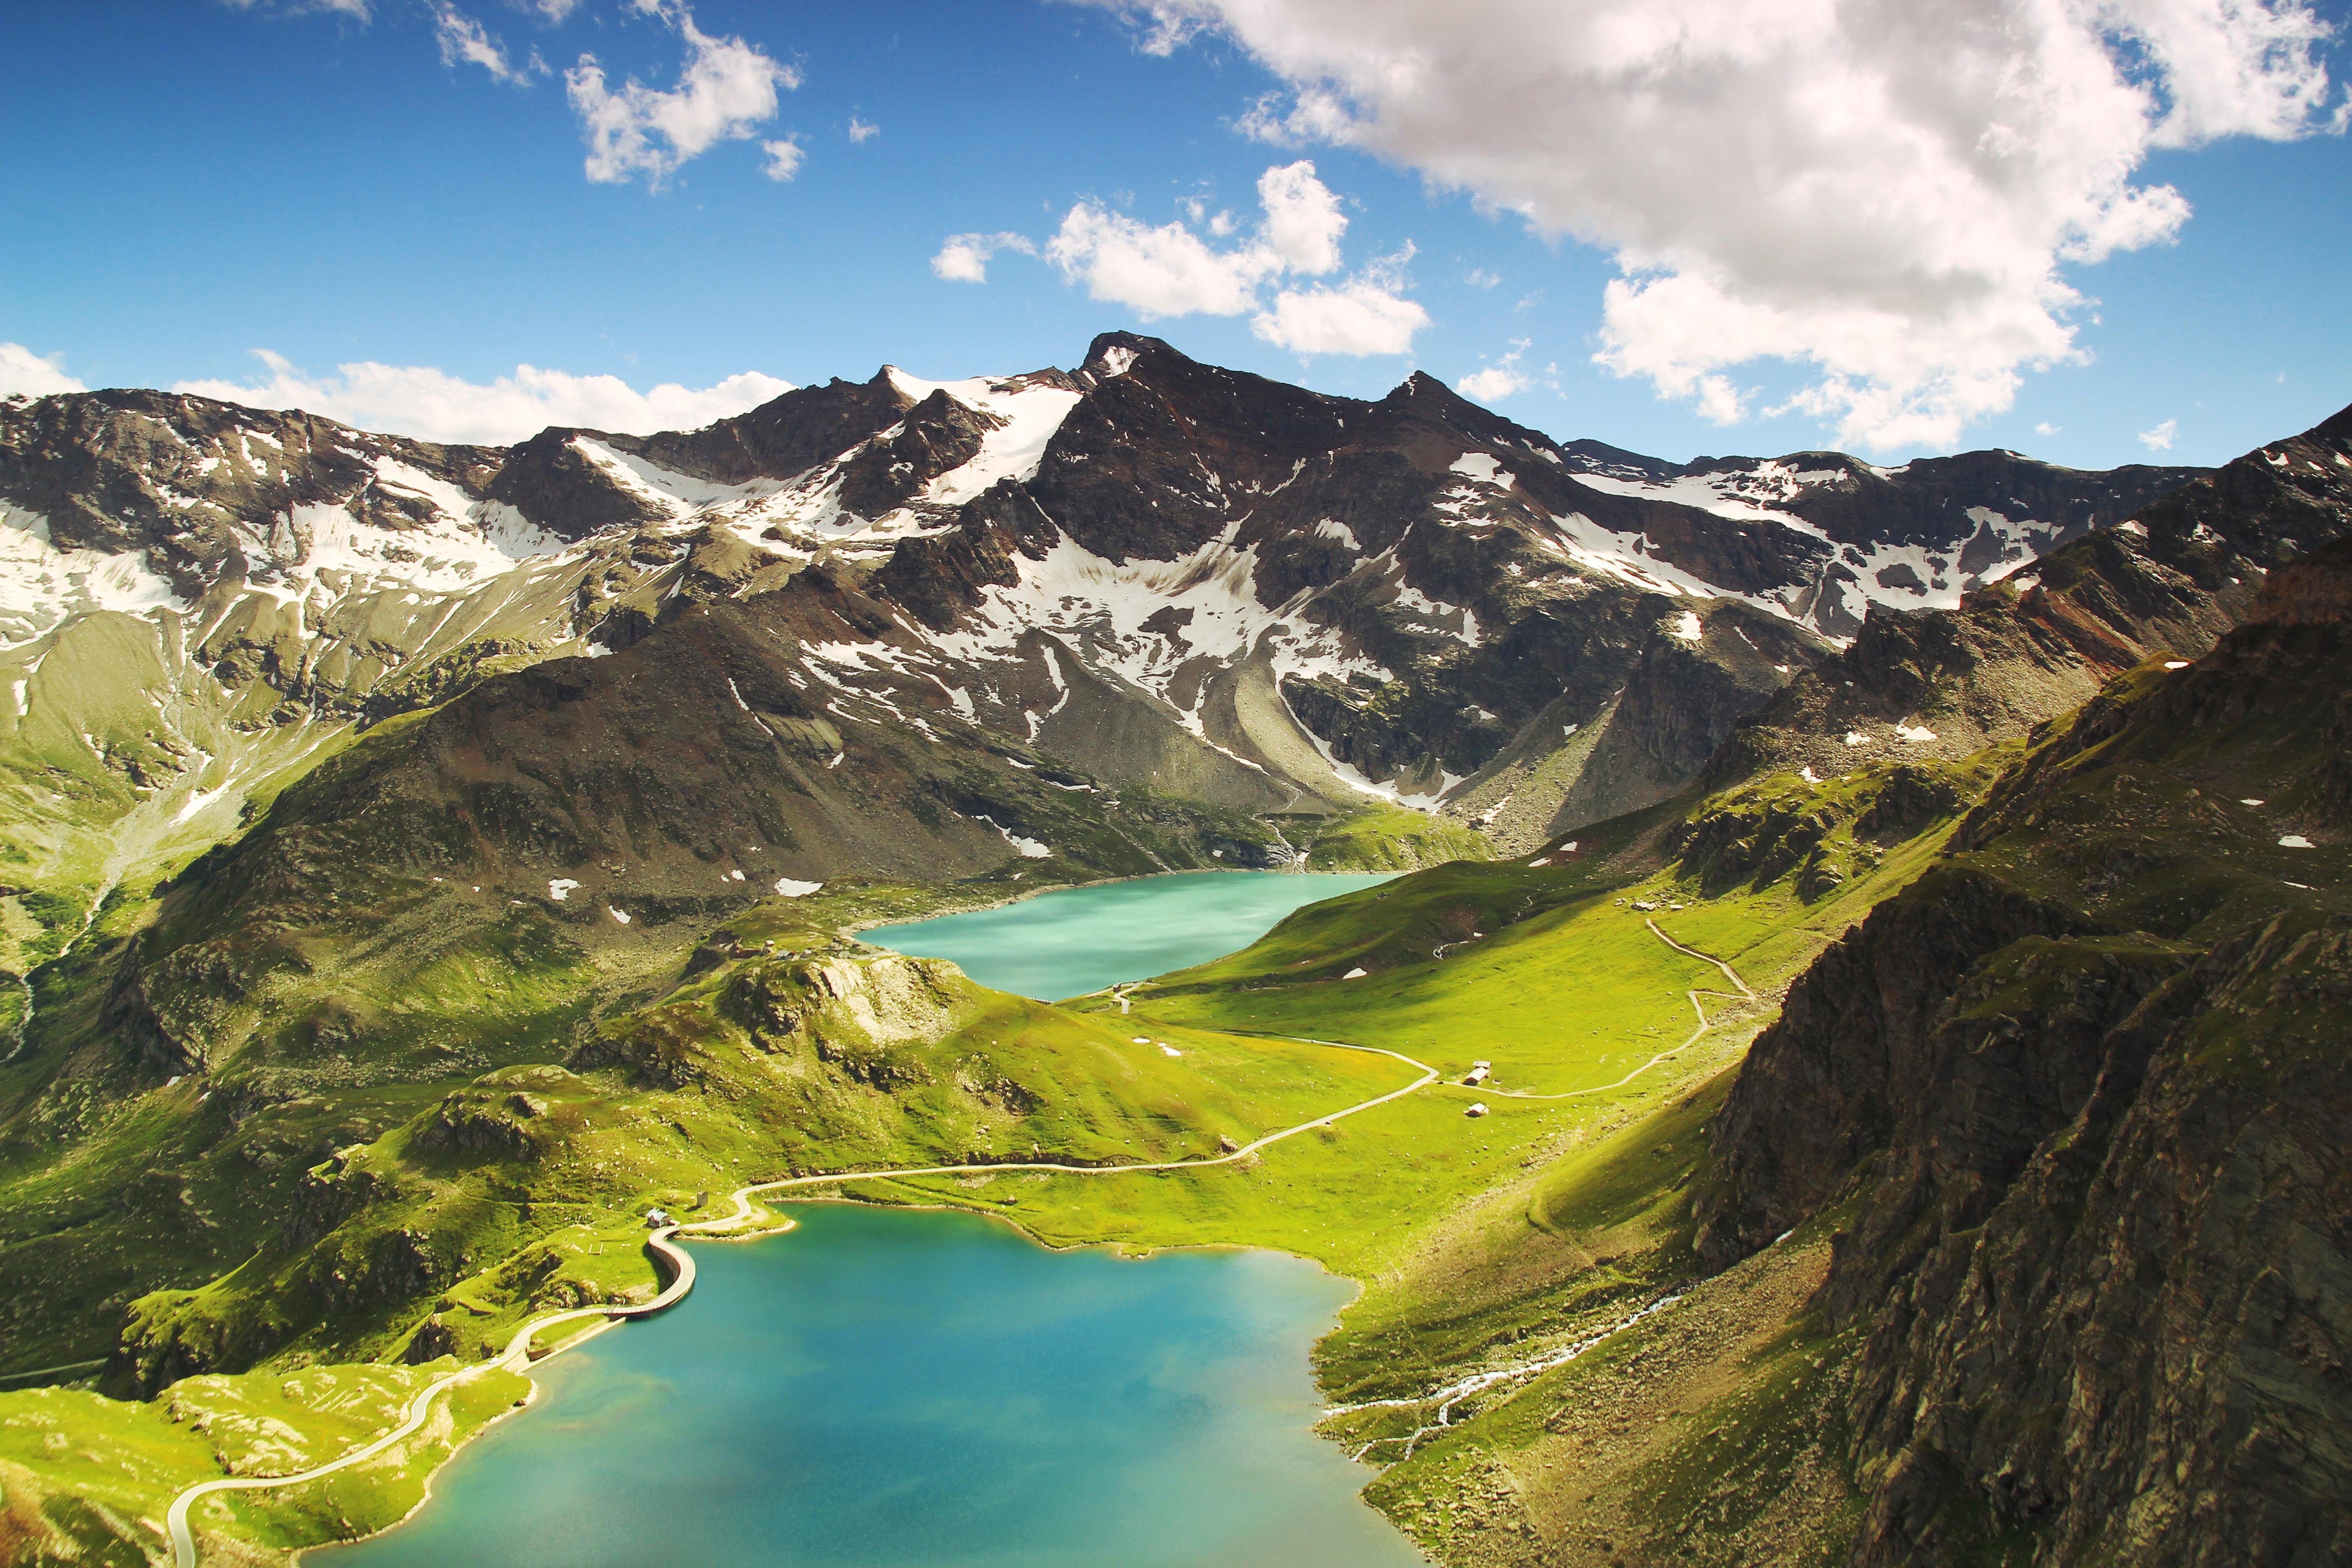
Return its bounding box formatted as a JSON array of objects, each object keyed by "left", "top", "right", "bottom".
[{"left": 0, "top": 335, "right": 2201, "bottom": 948}]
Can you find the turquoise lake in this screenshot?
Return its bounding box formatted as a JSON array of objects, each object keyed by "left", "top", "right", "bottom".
[
  {"left": 319, "top": 872, "right": 1426, "bottom": 1568},
  {"left": 319, "top": 1204, "right": 1426, "bottom": 1568},
  {"left": 862, "top": 870, "right": 1396, "bottom": 1000}
]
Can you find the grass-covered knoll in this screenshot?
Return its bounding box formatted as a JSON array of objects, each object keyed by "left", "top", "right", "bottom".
[
  {"left": 108, "top": 925, "right": 1429, "bottom": 1392},
  {"left": 0, "top": 906, "right": 1434, "bottom": 1563},
  {"left": 1293, "top": 803, "right": 1494, "bottom": 871},
  {"left": 0, "top": 1355, "right": 529, "bottom": 1566}
]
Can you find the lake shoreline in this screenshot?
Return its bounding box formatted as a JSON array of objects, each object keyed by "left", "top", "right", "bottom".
[
  {"left": 310, "top": 1204, "right": 1424, "bottom": 1568},
  {"left": 195, "top": 871, "right": 1416, "bottom": 1567}
]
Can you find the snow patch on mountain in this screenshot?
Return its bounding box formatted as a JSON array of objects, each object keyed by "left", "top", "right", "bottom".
[
  {"left": 0, "top": 502, "right": 187, "bottom": 646},
  {"left": 885, "top": 370, "right": 1083, "bottom": 507}
]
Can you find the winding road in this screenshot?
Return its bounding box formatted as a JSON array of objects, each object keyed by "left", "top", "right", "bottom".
[
  {"left": 165, "top": 919, "right": 1754, "bottom": 1567},
  {"left": 1473, "top": 919, "right": 1758, "bottom": 1103},
  {"left": 165, "top": 1037, "right": 1438, "bottom": 1568}
]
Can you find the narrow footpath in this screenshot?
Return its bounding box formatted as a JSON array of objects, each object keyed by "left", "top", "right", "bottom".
[{"left": 1475, "top": 919, "right": 1756, "bottom": 1103}]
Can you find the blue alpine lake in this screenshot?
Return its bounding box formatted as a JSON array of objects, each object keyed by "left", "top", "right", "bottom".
[
  {"left": 862, "top": 870, "right": 1397, "bottom": 1000},
  {"left": 318, "top": 1204, "right": 1426, "bottom": 1568},
  {"left": 318, "top": 872, "right": 1426, "bottom": 1568}
]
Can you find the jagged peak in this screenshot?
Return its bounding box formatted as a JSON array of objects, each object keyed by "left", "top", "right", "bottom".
[{"left": 1078, "top": 331, "right": 1197, "bottom": 387}]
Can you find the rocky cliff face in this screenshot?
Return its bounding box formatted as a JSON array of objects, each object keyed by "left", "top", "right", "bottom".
[{"left": 1694, "top": 535, "right": 2352, "bottom": 1566}]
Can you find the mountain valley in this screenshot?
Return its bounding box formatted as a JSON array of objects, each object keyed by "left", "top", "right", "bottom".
[{"left": 0, "top": 337, "right": 2343, "bottom": 1568}]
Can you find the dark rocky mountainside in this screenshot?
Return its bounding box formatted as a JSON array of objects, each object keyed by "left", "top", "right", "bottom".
[
  {"left": 0, "top": 333, "right": 2200, "bottom": 910},
  {"left": 1705, "top": 402, "right": 2352, "bottom": 788},
  {"left": 1693, "top": 535, "right": 2352, "bottom": 1565}
]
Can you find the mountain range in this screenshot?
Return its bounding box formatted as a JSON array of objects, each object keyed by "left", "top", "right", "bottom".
[{"left": 0, "top": 334, "right": 2343, "bottom": 1568}]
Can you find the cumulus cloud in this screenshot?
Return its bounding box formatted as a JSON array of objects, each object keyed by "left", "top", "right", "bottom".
[
  {"left": 173, "top": 350, "right": 792, "bottom": 445},
  {"left": 1254, "top": 280, "right": 1428, "bottom": 354},
  {"left": 848, "top": 115, "right": 879, "bottom": 143},
  {"left": 2138, "top": 417, "right": 2180, "bottom": 451},
  {"left": 215, "top": 0, "right": 373, "bottom": 16},
  {"left": 1045, "top": 202, "right": 1284, "bottom": 316},
  {"left": 0, "top": 344, "right": 87, "bottom": 400},
  {"left": 1255, "top": 159, "right": 1347, "bottom": 273},
  {"left": 565, "top": 5, "right": 800, "bottom": 187},
  {"left": 1097, "top": 0, "right": 2343, "bottom": 449},
  {"left": 1455, "top": 339, "right": 1531, "bottom": 402},
  {"left": 1012, "top": 160, "right": 1421, "bottom": 352},
  {"left": 931, "top": 232, "right": 1039, "bottom": 284}
]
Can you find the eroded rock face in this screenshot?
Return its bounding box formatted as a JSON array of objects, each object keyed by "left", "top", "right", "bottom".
[{"left": 1695, "top": 539, "right": 2352, "bottom": 1567}]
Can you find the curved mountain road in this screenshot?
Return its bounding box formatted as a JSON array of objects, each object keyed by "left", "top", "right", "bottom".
[{"left": 166, "top": 1037, "right": 1436, "bottom": 1567}]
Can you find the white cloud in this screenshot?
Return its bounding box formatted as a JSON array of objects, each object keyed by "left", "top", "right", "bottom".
[
  {"left": 848, "top": 115, "right": 879, "bottom": 143},
  {"left": 1101, "top": 0, "right": 2343, "bottom": 450},
  {"left": 216, "top": 0, "right": 373, "bottom": 15},
  {"left": 1455, "top": 339, "right": 1538, "bottom": 402},
  {"left": 428, "top": 2, "right": 533, "bottom": 83},
  {"left": 1045, "top": 202, "right": 1283, "bottom": 316},
  {"left": 172, "top": 350, "right": 793, "bottom": 445},
  {"left": 1041, "top": 161, "right": 1423, "bottom": 353},
  {"left": 565, "top": 6, "right": 800, "bottom": 187},
  {"left": 2036, "top": 421, "right": 2062, "bottom": 436},
  {"left": 1464, "top": 267, "right": 1500, "bottom": 289},
  {"left": 2138, "top": 417, "right": 2180, "bottom": 451},
  {"left": 1255, "top": 159, "right": 1346, "bottom": 273},
  {"left": 760, "top": 137, "right": 804, "bottom": 181},
  {"left": 1254, "top": 280, "right": 1428, "bottom": 354},
  {"left": 0, "top": 344, "right": 86, "bottom": 400},
  {"left": 955, "top": 159, "right": 1424, "bottom": 354},
  {"left": 533, "top": 0, "right": 582, "bottom": 20},
  {"left": 931, "top": 232, "right": 1038, "bottom": 284}
]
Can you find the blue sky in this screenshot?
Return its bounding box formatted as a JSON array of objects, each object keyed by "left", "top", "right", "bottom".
[{"left": 2, "top": 0, "right": 2347, "bottom": 469}]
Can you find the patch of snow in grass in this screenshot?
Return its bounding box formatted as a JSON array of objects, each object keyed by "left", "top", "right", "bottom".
[
  {"left": 1343, "top": 966, "right": 1368, "bottom": 979},
  {"left": 2164, "top": 660, "right": 2190, "bottom": 670},
  {"left": 773, "top": 878, "right": 822, "bottom": 897},
  {"left": 1894, "top": 722, "right": 1937, "bottom": 742},
  {"left": 2279, "top": 835, "right": 2315, "bottom": 849},
  {"left": 1665, "top": 610, "right": 1703, "bottom": 642},
  {"left": 1843, "top": 731, "right": 1871, "bottom": 746},
  {"left": 608, "top": 906, "right": 632, "bottom": 925},
  {"left": 1159, "top": 1044, "right": 1181, "bottom": 1057},
  {"left": 548, "top": 879, "right": 580, "bottom": 901}
]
